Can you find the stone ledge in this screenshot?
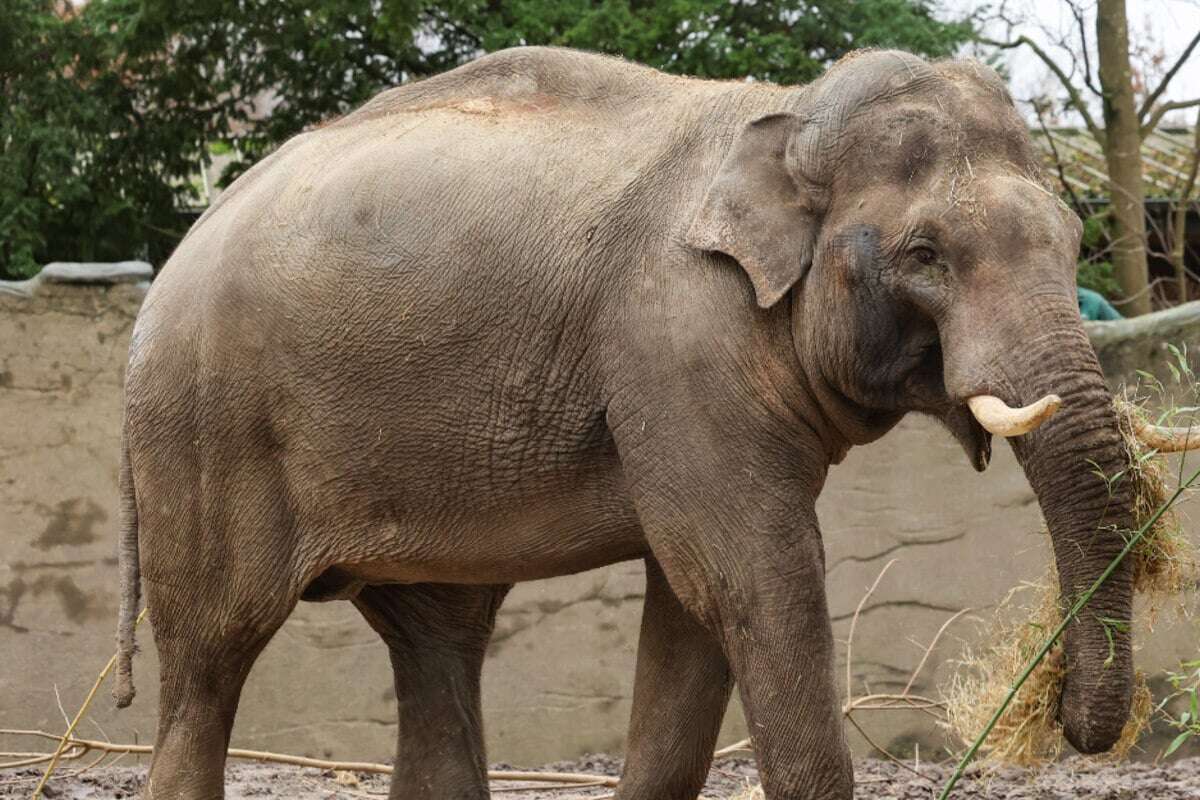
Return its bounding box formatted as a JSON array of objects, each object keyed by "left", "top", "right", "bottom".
[
  {"left": 0, "top": 261, "right": 153, "bottom": 298},
  {"left": 1085, "top": 301, "right": 1200, "bottom": 386},
  {"left": 1085, "top": 301, "right": 1200, "bottom": 349}
]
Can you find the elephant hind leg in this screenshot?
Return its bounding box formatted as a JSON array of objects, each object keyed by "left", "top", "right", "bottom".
[
  {"left": 134, "top": 449, "right": 309, "bottom": 799},
  {"left": 142, "top": 565, "right": 300, "bottom": 799},
  {"left": 353, "top": 582, "right": 511, "bottom": 800}
]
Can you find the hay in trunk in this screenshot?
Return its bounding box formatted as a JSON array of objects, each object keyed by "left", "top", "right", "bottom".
[
  {"left": 1116, "top": 400, "right": 1196, "bottom": 605},
  {"left": 941, "top": 397, "right": 1196, "bottom": 767},
  {"left": 943, "top": 575, "right": 1068, "bottom": 766}
]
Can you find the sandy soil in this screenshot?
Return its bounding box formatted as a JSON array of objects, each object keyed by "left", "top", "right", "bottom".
[{"left": 4, "top": 755, "right": 1200, "bottom": 799}]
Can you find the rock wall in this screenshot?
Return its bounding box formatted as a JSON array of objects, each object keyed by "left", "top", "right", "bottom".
[{"left": 2, "top": 270, "right": 1197, "bottom": 765}]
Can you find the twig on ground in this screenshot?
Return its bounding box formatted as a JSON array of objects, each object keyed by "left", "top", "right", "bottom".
[
  {"left": 490, "top": 779, "right": 611, "bottom": 793},
  {"left": 839, "top": 560, "right": 969, "bottom": 780},
  {"left": 713, "top": 738, "right": 753, "bottom": 758},
  {"left": 32, "top": 607, "right": 148, "bottom": 798},
  {"left": 0, "top": 750, "right": 77, "bottom": 770},
  {"left": 3, "top": 731, "right": 621, "bottom": 788}
]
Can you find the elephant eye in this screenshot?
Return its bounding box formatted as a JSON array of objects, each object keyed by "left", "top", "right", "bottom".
[{"left": 910, "top": 245, "right": 938, "bottom": 266}]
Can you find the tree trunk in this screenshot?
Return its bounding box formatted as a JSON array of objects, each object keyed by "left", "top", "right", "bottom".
[
  {"left": 1171, "top": 118, "right": 1200, "bottom": 303},
  {"left": 1097, "top": 0, "right": 1152, "bottom": 316}
]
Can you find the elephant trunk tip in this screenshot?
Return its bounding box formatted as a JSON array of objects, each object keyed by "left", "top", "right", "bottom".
[
  {"left": 1060, "top": 670, "right": 1144, "bottom": 757},
  {"left": 1063, "top": 716, "right": 1124, "bottom": 756}
]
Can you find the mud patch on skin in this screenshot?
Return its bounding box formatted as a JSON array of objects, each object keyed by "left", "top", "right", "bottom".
[{"left": 32, "top": 499, "right": 106, "bottom": 550}]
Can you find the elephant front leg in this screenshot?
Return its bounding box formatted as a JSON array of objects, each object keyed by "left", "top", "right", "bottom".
[
  {"left": 671, "top": 539, "right": 851, "bottom": 799},
  {"left": 616, "top": 558, "right": 733, "bottom": 800},
  {"left": 611, "top": 412, "right": 853, "bottom": 799},
  {"left": 671, "top": 541, "right": 849, "bottom": 800},
  {"left": 725, "top": 568, "right": 852, "bottom": 799}
]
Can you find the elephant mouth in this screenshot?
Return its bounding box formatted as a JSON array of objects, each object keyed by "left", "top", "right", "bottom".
[
  {"left": 940, "top": 392, "right": 1063, "bottom": 472},
  {"left": 900, "top": 338, "right": 993, "bottom": 470},
  {"left": 941, "top": 404, "right": 992, "bottom": 471}
]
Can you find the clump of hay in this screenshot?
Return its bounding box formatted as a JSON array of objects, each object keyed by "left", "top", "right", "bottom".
[
  {"left": 942, "top": 397, "right": 1196, "bottom": 767},
  {"left": 943, "top": 575, "right": 1068, "bottom": 766},
  {"left": 1116, "top": 398, "right": 1196, "bottom": 605}
]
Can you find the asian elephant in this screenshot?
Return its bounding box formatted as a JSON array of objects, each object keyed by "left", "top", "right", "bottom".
[{"left": 113, "top": 46, "right": 1162, "bottom": 799}]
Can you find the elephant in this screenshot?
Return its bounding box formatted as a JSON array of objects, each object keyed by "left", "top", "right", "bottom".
[{"left": 110, "top": 46, "right": 1180, "bottom": 799}]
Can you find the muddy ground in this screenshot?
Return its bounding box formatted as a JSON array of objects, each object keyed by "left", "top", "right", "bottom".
[{"left": 4, "top": 754, "right": 1200, "bottom": 799}]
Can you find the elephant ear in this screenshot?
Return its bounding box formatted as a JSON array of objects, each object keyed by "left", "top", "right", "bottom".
[{"left": 685, "top": 113, "right": 824, "bottom": 309}]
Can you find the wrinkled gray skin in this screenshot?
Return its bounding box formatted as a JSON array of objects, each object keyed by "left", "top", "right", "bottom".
[{"left": 114, "top": 47, "right": 1136, "bottom": 800}]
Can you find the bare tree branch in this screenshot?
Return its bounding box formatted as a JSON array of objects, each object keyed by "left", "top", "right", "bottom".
[
  {"left": 1066, "top": 0, "right": 1103, "bottom": 97},
  {"left": 1031, "top": 99, "right": 1087, "bottom": 213},
  {"left": 1138, "top": 29, "right": 1200, "bottom": 124},
  {"left": 980, "top": 35, "right": 1107, "bottom": 145},
  {"left": 1141, "top": 98, "right": 1200, "bottom": 137}
]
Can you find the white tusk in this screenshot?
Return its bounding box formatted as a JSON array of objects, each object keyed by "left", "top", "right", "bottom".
[
  {"left": 1134, "top": 421, "right": 1200, "bottom": 452},
  {"left": 967, "top": 394, "right": 1062, "bottom": 437}
]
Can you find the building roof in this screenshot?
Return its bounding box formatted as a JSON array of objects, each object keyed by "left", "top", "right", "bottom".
[{"left": 1030, "top": 128, "right": 1198, "bottom": 202}]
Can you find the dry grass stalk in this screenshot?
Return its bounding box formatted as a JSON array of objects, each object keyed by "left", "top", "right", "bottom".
[
  {"left": 31, "top": 607, "right": 148, "bottom": 798},
  {"left": 941, "top": 396, "right": 1197, "bottom": 768}
]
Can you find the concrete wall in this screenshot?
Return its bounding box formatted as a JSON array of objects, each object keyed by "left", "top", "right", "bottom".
[{"left": 2, "top": 270, "right": 1198, "bottom": 765}]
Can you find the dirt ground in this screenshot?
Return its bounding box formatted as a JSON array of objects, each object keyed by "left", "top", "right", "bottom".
[{"left": 4, "top": 754, "right": 1200, "bottom": 799}]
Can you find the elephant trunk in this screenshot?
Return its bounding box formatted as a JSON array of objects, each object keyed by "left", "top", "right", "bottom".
[
  {"left": 1002, "top": 322, "right": 1134, "bottom": 752},
  {"left": 945, "top": 286, "right": 1132, "bottom": 753}
]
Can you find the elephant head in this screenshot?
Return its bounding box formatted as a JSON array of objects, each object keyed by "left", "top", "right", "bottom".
[{"left": 687, "top": 50, "right": 1190, "bottom": 753}]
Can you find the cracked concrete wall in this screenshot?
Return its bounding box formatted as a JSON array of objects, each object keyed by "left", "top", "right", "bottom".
[{"left": 2, "top": 281, "right": 1198, "bottom": 765}]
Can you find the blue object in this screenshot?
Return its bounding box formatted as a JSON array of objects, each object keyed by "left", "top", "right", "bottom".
[{"left": 1078, "top": 287, "right": 1123, "bottom": 321}]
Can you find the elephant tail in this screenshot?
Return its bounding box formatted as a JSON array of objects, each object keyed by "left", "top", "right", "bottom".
[{"left": 113, "top": 434, "right": 141, "bottom": 709}]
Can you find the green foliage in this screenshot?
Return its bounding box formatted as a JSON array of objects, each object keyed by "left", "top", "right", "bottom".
[
  {"left": 1, "top": 0, "right": 206, "bottom": 277},
  {"left": 1079, "top": 210, "right": 1110, "bottom": 251},
  {"left": 1141, "top": 356, "right": 1200, "bottom": 762},
  {"left": 1078, "top": 259, "right": 1121, "bottom": 299},
  {"left": 2, "top": 0, "right": 974, "bottom": 279},
  {"left": 1076, "top": 211, "right": 1121, "bottom": 299},
  {"left": 436, "top": 0, "right": 973, "bottom": 86},
  {"left": 1159, "top": 660, "right": 1200, "bottom": 758},
  {"left": 1, "top": 1, "right": 93, "bottom": 278}
]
